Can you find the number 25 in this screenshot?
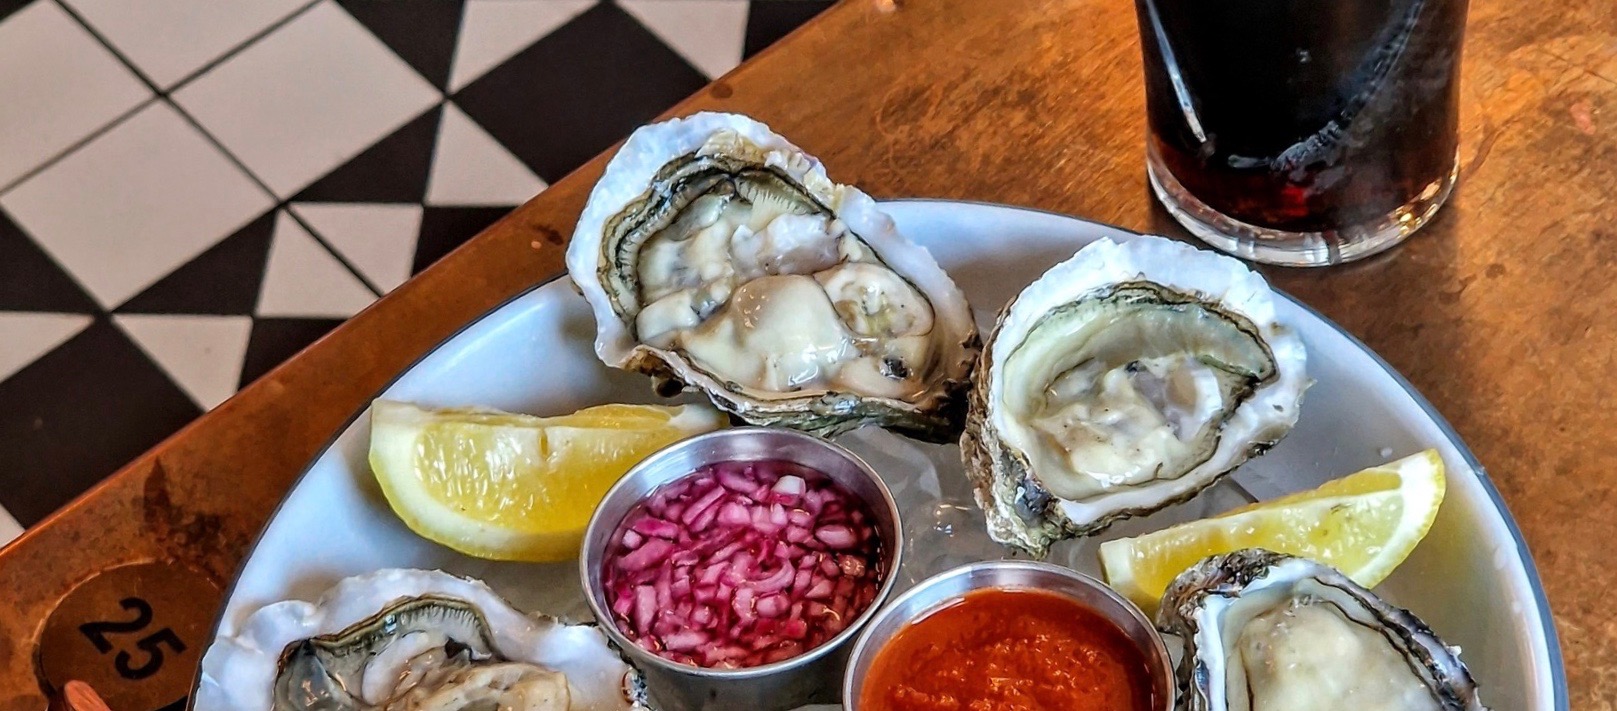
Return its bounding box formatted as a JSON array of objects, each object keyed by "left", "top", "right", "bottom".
[{"left": 78, "top": 597, "right": 187, "bottom": 680}]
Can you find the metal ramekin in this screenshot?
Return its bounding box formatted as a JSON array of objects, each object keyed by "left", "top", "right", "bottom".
[
  {"left": 842, "top": 560, "right": 1175, "bottom": 710},
  {"left": 580, "top": 427, "right": 905, "bottom": 711}
]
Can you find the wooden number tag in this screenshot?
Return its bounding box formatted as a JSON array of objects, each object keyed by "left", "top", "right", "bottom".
[{"left": 38, "top": 561, "right": 221, "bottom": 711}]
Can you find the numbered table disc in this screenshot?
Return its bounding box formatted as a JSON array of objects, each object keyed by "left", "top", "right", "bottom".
[{"left": 38, "top": 561, "right": 221, "bottom": 711}]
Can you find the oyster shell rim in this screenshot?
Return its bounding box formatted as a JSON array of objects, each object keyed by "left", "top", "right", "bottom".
[
  {"left": 1156, "top": 548, "right": 1488, "bottom": 711},
  {"left": 193, "top": 568, "right": 654, "bottom": 711},
  {"left": 961, "top": 236, "right": 1310, "bottom": 556},
  {"left": 565, "top": 112, "right": 981, "bottom": 443}
]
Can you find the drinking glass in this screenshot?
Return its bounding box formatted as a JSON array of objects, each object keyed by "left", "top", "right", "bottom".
[{"left": 1135, "top": 0, "right": 1469, "bottom": 266}]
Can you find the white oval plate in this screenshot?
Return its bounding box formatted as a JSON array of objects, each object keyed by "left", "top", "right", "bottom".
[{"left": 196, "top": 200, "right": 1565, "bottom": 711}]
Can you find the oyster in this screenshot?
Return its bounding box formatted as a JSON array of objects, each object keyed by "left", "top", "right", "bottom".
[
  {"left": 961, "top": 236, "right": 1307, "bottom": 555},
  {"left": 1158, "top": 549, "right": 1487, "bottom": 711},
  {"left": 196, "top": 569, "right": 651, "bottom": 711},
  {"left": 567, "top": 112, "right": 978, "bottom": 441}
]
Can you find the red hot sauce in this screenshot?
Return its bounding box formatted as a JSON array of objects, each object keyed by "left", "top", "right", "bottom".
[{"left": 859, "top": 588, "right": 1157, "bottom": 711}]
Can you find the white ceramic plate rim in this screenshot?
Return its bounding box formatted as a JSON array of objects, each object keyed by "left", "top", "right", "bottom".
[{"left": 190, "top": 199, "right": 1567, "bottom": 711}]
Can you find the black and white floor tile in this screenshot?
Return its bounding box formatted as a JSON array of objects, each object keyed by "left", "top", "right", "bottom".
[{"left": 0, "top": 0, "right": 834, "bottom": 546}]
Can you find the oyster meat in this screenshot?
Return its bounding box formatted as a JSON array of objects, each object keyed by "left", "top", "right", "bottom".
[
  {"left": 961, "top": 236, "right": 1308, "bottom": 555},
  {"left": 196, "top": 569, "right": 651, "bottom": 711},
  {"left": 567, "top": 112, "right": 978, "bottom": 441},
  {"left": 1158, "top": 549, "right": 1487, "bottom": 711}
]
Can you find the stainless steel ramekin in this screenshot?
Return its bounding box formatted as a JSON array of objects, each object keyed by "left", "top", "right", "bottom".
[
  {"left": 841, "top": 560, "right": 1175, "bottom": 710},
  {"left": 580, "top": 427, "right": 905, "bottom": 711}
]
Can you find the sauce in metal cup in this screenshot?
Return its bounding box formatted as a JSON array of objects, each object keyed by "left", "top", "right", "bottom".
[{"left": 843, "top": 560, "right": 1174, "bottom": 711}]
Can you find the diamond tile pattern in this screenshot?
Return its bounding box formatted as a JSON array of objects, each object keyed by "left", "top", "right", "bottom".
[
  {"left": 0, "top": 208, "right": 99, "bottom": 313},
  {"left": 0, "top": 318, "right": 201, "bottom": 527},
  {"left": 64, "top": 0, "right": 312, "bottom": 88},
  {"left": 291, "top": 202, "right": 423, "bottom": 292},
  {"left": 454, "top": 2, "right": 710, "bottom": 183},
  {"left": 116, "top": 210, "right": 278, "bottom": 315},
  {"left": 171, "top": 0, "right": 441, "bottom": 197},
  {"left": 0, "top": 1, "right": 150, "bottom": 188},
  {"left": 619, "top": 0, "right": 750, "bottom": 80},
  {"left": 426, "top": 103, "right": 546, "bottom": 207},
  {"left": 294, "top": 106, "right": 443, "bottom": 204},
  {"left": 448, "top": 0, "right": 595, "bottom": 93},
  {"left": 256, "top": 210, "right": 379, "bottom": 318},
  {"left": 0, "top": 101, "right": 275, "bottom": 309},
  {"left": 336, "top": 0, "right": 464, "bottom": 89},
  {"left": 114, "top": 313, "right": 253, "bottom": 410},
  {"left": 0, "top": 0, "right": 836, "bottom": 546}
]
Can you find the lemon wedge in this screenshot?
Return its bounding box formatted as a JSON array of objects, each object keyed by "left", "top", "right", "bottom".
[
  {"left": 369, "top": 399, "right": 725, "bottom": 562},
  {"left": 1099, "top": 450, "right": 1446, "bottom": 612}
]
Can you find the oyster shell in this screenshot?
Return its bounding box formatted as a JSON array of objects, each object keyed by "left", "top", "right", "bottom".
[
  {"left": 1158, "top": 549, "right": 1487, "bottom": 711},
  {"left": 567, "top": 112, "right": 978, "bottom": 442},
  {"left": 196, "top": 569, "right": 652, "bottom": 711},
  {"left": 961, "top": 236, "right": 1307, "bottom": 555}
]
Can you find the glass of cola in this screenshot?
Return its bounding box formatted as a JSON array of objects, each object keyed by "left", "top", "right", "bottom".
[{"left": 1136, "top": 0, "right": 1469, "bottom": 265}]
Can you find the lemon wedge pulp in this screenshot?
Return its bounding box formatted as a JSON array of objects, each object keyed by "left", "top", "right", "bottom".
[
  {"left": 369, "top": 400, "right": 726, "bottom": 562},
  {"left": 1099, "top": 450, "right": 1446, "bottom": 612}
]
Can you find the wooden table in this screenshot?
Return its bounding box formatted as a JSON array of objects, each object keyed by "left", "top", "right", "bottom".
[{"left": 2, "top": 0, "right": 1611, "bottom": 708}]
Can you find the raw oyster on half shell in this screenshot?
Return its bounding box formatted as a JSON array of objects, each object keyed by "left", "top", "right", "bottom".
[
  {"left": 567, "top": 112, "right": 978, "bottom": 442},
  {"left": 1158, "top": 549, "right": 1487, "bottom": 711},
  {"left": 962, "top": 236, "right": 1308, "bottom": 555},
  {"left": 195, "top": 569, "right": 651, "bottom": 711}
]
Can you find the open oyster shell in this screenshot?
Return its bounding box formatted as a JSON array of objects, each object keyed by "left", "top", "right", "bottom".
[
  {"left": 1158, "top": 549, "right": 1487, "bottom": 711},
  {"left": 196, "top": 569, "right": 652, "bottom": 711},
  {"left": 567, "top": 112, "right": 978, "bottom": 442},
  {"left": 961, "top": 236, "right": 1307, "bottom": 556}
]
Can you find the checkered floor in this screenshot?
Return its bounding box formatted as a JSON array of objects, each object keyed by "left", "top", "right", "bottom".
[{"left": 0, "top": 0, "right": 833, "bottom": 546}]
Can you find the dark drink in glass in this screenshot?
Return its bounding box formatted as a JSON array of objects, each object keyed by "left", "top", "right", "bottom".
[{"left": 1136, "top": 0, "right": 1468, "bottom": 265}]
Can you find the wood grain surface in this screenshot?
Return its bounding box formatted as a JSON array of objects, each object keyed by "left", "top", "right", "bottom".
[{"left": 2, "top": 0, "right": 1613, "bottom": 708}]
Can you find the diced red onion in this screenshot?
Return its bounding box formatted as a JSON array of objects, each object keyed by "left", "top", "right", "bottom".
[
  {"left": 839, "top": 555, "right": 867, "bottom": 578},
  {"left": 655, "top": 574, "right": 672, "bottom": 611},
  {"left": 749, "top": 505, "right": 782, "bottom": 533},
  {"left": 633, "top": 585, "right": 655, "bottom": 634},
  {"left": 610, "top": 586, "right": 633, "bottom": 619},
  {"left": 718, "top": 469, "right": 758, "bottom": 495},
  {"left": 663, "top": 630, "right": 708, "bottom": 651},
  {"left": 756, "top": 593, "right": 789, "bottom": 618},
  {"left": 772, "top": 474, "right": 806, "bottom": 497},
  {"left": 687, "top": 501, "right": 721, "bottom": 533},
  {"left": 621, "top": 530, "right": 644, "bottom": 549},
  {"left": 803, "top": 578, "right": 833, "bottom": 600},
  {"left": 753, "top": 564, "right": 794, "bottom": 593},
  {"left": 782, "top": 617, "right": 808, "bottom": 639},
  {"left": 717, "top": 502, "right": 750, "bottom": 526},
  {"left": 617, "top": 538, "right": 674, "bottom": 572},
  {"left": 632, "top": 516, "right": 681, "bottom": 540},
  {"left": 763, "top": 642, "right": 803, "bottom": 664},
  {"left": 834, "top": 577, "right": 855, "bottom": 599},
  {"left": 681, "top": 483, "right": 728, "bottom": 526},
  {"left": 732, "top": 586, "right": 757, "bottom": 623},
  {"left": 602, "top": 459, "right": 884, "bottom": 670},
  {"left": 818, "top": 556, "right": 840, "bottom": 578},
  {"left": 815, "top": 524, "right": 857, "bottom": 549},
  {"left": 697, "top": 562, "right": 727, "bottom": 586}
]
